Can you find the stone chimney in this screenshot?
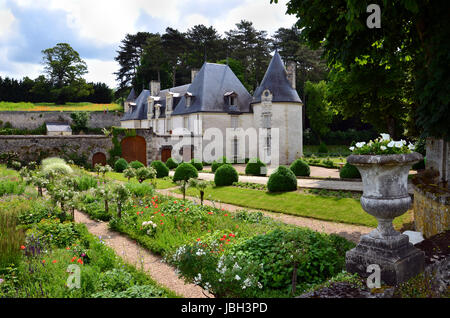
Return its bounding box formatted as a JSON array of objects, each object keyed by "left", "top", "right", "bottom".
[
  {"left": 191, "top": 69, "right": 199, "bottom": 83},
  {"left": 150, "top": 80, "right": 160, "bottom": 96},
  {"left": 286, "top": 61, "right": 296, "bottom": 90}
]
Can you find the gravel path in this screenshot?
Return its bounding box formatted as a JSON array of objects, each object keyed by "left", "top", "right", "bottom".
[
  {"left": 74, "top": 210, "right": 212, "bottom": 298},
  {"left": 157, "top": 188, "right": 372, "bottom": 244}
]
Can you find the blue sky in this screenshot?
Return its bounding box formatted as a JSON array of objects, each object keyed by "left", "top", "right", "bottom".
[{"left": 0, "top": 0, "right": 297, "bottom": 89}]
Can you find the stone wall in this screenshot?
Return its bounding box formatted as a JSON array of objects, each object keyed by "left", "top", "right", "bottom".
[
  {"left": 0, "top": 135, "right": 112, "bottom": 165},
  {"left": 0, "top": 111, "right": 122, "bottom": 129},
  {"left": 413, "top": 185, "right": 450, "bottom": 238}
]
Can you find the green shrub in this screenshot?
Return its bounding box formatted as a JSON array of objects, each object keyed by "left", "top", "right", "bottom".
[
  {"left": 267, "top": 166, "right": 297, "bottom": 192},
  {"left": 0, "top": 180, "right": 26, "bottom": 196},
  {"left": 165, "top": 158, "right": 179, "bottom": 170},
  {"left": 125, "top": 182, "right": 154, "bottom": 197},
  {"left": 211, "top": 156, "right": 229, "bottom": 173},
  {"left": 151, "top": 160, "right": 169, "bottom": 178},
  {"left": 0, "top": 210, "right": 25, "bottom": 269},
  {"left": 42, "top": 162, "right": 73, "bottom": 176},
  {"left": 98, "top": 268, "right": 134, "bottom": 292},
  {"left": 41, "top": 157, "right": 66, "bottom": 168},
  {"left": 290, "top": 159, "right": 311, "bottom": 176},
  {"left": 230, "top": 228, "right": 355, "bottom": 292},
  {"left": 339, "top": 163, "right": 361, "bottom": 179},
  {"left": 130, "top": 160, "right": 145, "bottom": 170},
  {"left": 318, "top": 142, "right": 328, "bottom": 153},
  {"left": 114, "top": 158, "right": 128, "bottom": 172},
  {"left": 214, "top": 164, "right": 239, "bottom": 186},
  {"left": 245, "top": 158, "right": 267, "bottom": 176},
  {"left": 76, "top": 175, "right": 98, "bottom": 191},
  {"left": 173, "top": 163, "right": 198, "bottom": 182},
  {"left": 190, "top": 159, "right": 203, "bottom": 171}
]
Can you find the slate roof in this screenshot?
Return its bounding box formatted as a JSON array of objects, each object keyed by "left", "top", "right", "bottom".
[
  {"left": 121, "top": 62, "right": 252, "bottom": 121},
  {"left": 126, "top": 88, "right": 136, "bottom": 102},
  {"left": 121, "top": 84, "right": 190, "bottom": 121},
  {"left": 172, "top": 63, "right": 252, "bottom": 115},
  {"left": 251, "top": 51, "right": 302, "bottom": 104},
  {"left": 46, "top": 122, "right": 72, "bottom": 132}
]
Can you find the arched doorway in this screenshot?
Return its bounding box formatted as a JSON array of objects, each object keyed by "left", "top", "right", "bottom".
[
  {"left": 161, "top": 146, "right": 172, "bottom": 163},
  {"left": 92, "top": 152, "right": 107, "bottom": 166},
  {"left": 121, "top": 136, "right": 147, "bottom": 165}
]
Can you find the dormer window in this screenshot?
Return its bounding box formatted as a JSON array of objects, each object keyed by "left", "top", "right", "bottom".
[
  {"left": 185, "top": 92, "right": 193, "bottom": 108},
  {"left": 129, "top": 102, "right": 136, "bottom": 113},
  {"left": 224, "top": 91, "right": 238, "bottom": 108}
]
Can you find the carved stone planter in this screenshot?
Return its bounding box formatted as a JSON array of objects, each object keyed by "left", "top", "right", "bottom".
[{"left": 345, "top": 153, "right": 425, "bottom": 285}]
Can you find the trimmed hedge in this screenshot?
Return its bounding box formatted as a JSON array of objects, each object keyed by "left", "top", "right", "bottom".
[
  {"left": 173, "top": 163, "right": 198, "bottom": 182},
  {"left": 151, "top": 160, "right": 169, "bottom": 178},
  {"left": 318, "top": 142, "right": 328, "bottom": 153},
  {"left": 214, "top": 164, "right": 239, "bottom": 186},
  {"left": 130, "top": 160, "right": 145, "bottom": 170},
  {"left": 165, "top": 158, "right": 179, "bottom": 170},
  {"left": 339, "top": 163, "right": 361, "bottom": 179},
  {"left": 245, "top": 158, "right": 267, "bottom": 176},
  {"left": 190, "top": 159, "right": 203, "bottom": 171},
  {"left": 290, "top": 159, "right": 310, "bottom": 177},
  {"left": 114, "top": 158, "right": 128, "bottom": 172},
  {"left": 267, "top": 166, "right": 297, "bottom": 192}
]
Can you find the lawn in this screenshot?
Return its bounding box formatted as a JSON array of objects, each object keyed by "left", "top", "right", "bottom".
[
  {"left": 177, "top": 185, "right": 412, "bottom": 229},
  {"left": 304, "top": 145, "right": 351, "bottom": 156},
  {"left": 0, "top": 101, "right": 122, "bottom": 112}
]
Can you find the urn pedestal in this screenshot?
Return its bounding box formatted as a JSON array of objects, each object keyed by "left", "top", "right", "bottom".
[{"left": 345, "top": 153, "right": 425, "bottom": 285}]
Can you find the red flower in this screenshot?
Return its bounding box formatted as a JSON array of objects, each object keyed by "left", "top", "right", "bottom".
[
  {"left": 20, "top": 245, "right": 25, "bottom": 250},
  {"left": 208, "top": 212, "right": 213, "bottom": 215},
  {"left": 42, "top": 260, "right": 46, "bottom": 263},
  {"left": 161, "top": 213, "right": 164, "bottom": 216},
  {"left": 220, "top": 238, "right": 225, "bottom": 241},
  {"left": 66, "top": 247, "right": 70, "bottom": 250},
  {"left": 196, "top": 238, "right": 201, "bottom": 241},
  {"left": 145, "top": 206, "right": 149, "bottom": 209},
  {"left": 174, "top": 201, "right": 177, "bottom": 204},
  {"left": 52, "top": 260, "right": 58, "bottom": 264},
  {"left": 224, "top": 214, "right": 228, "bottom": 217},
  {"left": 77, "top": 258, "right": 83, "bottom": 265},
  {"left": 71, "top": 256, "right": 77, "bottom": 262},
  {"left": 160, "top": 221, "right": 164, "bottom": 225},
  {"left": 136, "top": 212, "right": 140, "bottom": 215}
]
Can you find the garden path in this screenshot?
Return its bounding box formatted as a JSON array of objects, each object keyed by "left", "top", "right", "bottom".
[
  {"left": 156, "top": 188, "right": 372, "bottom": 244},
  {"left": 170, "top": 171, "right": 415, "bottom": 194},
  {"left": 73, "top": 210, "right": 212, "bottom": 298}
]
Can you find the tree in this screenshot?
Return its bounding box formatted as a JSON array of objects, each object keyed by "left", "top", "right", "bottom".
[
  {"left": 186, "top": 25, "right": 226, "bottom": 68},
  {"left": 273, "top": 0, "right": 450, "bottom": 140},
  {"left": 162, "top": 28, "right": 189, "bottom": 87},
  {"left": 304, "top": 81, "right": 334, "bottom": 141},
  {"left": 188, "top": 178, "right": 209, "bottom": 206},
  {"left": 216, "top": 58, "right": 248, "bottom": 90},
  {"left": 114, "top": 32, "right": 152, "bottom": 96},
  {"left": 226, "top": 20, "right": 271, "bottom": 92}
]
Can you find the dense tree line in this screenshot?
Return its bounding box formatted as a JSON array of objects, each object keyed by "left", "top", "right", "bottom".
[
  {"left": 0, "top": 76, "right": 113, "bottom": 104},
  {"left": 114, "top": 21, "right": 328, "bottom": 100}
]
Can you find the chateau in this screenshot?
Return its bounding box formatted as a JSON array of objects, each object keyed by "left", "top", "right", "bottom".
[{"left": 120, "top": 52, "right": 303, "bottom": 165}]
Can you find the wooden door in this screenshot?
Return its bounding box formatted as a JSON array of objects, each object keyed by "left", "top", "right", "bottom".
[
  {"left": 161, "top": 148, "right": 171, "bottom": 163},
  {"left": 121, "top": 136, "right": 147, "bottom": 165},
  {"left": 92, "top": 152, "right": 106, "bottom": 166}
]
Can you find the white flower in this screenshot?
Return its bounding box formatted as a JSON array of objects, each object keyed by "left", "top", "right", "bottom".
[
  {"left": 408, "top": 143, "right": 415, "bottom": 150},
  {"left": 380, "top": 133, "right": 391, "bottom": 141},
  {"left": 257, "top": 282, "right": 263, "bottom": 289},
  {"left": 232, "top": 262, "right": 242, "bottom": 271},
  {"left": 394, "top": 141, "right": 403, "bottom": 148},
  {"left": 387, "top": 141, "right": 395, "bottom": 148},
  {"left": 194, "top": 273, "right": 202, "bottom": 285},
  {"left": 355, "top": 142, "right": 366, "bottom": 148},
  {"left": 349, "top": 146, "right": 355, "bottom": 151},
  {"left": 380, "top": 146, "right": 387, "bottom": 151},
  {"left": 235, "top": 275, "right": 241, "bottom": 281}
]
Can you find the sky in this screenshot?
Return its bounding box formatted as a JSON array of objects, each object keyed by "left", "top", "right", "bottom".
[{"left": 0, "top": 0, "right": 298, "bottom": 89}]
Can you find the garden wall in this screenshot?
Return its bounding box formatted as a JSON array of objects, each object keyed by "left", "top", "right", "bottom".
[
  {"left": 0, "top": 135, "right": 113, "bottom": 165},
  {"left": 413, "top": 185, "right": 449, "bottom": 238},
  {"left": 0, "top": 111, "right": 122, "bottom": 129}
]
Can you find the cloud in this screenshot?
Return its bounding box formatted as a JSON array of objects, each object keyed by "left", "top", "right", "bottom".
[
  {"left": 84, "top": 59, "right": 119, "bottom": 88},
  {"left": 0, "top": 7, "right": 16, "bottom": 40}
]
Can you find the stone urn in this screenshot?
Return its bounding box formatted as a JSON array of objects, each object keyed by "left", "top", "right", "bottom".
[{"left": 345, "top": 153, "right": 425, "bottom": 285}]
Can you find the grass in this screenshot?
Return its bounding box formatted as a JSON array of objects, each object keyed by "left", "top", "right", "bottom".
[
  {"left": 176, "top": 185, "right": 412, "bottom": 229},
  {"left": 0, "top": 101, "right": 122, "bottom": 112},
  {"left": 304, "top": 145, "right": 351, "bottom": 155},
  {"left": 104, "top": 171, "right": 177, "bottom": 189}
]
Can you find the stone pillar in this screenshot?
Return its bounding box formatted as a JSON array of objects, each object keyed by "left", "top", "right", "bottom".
[{"left": 426, "top": 137, "right": 449, "bottom": 183}]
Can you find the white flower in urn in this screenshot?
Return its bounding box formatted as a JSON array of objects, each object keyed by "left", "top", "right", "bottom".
[
  {"left": 349, "top": 146, "right": 355, "bottom": 151},
  {"left": 387, "top": 141, "right": 395, "bottom": 148},
  {"left": 380, "top": 133, "right": 391, "bottom": 141},
  {"left": 355, "top": 142, "right": 366, "bottom": 148},
  {"left": 380, "top": 146, "right": 387, "bottom": 151}
]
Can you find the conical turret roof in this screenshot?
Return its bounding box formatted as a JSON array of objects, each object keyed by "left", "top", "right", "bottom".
[
  {"left": 251, "top": 51, "right": 302, "bottom": 104},
  {"left": 126, "top": 88, "right": 136, "bottom": 102}
]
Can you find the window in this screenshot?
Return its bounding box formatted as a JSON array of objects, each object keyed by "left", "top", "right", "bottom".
[
  {"left": 233, "top": 137, "right": 238, "bottom": 162},
  {"left": 265, "top": 129, "right": 271, "bottom": 157},
  {"left": 230, "top": 96, "right": 236, "bottom": 106},
  {"left": 231, "top": 116, "right": 239, "bottom": 129},
  {"left": 184, "top": 117, "right": 190, "bottom": 131},
  {"left": 186, "top": 96, "right": 191, "bottom": 107}
]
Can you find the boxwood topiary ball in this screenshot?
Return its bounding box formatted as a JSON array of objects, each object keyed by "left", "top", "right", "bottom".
[
  {"left": 245, "top": 158, "right": 267, "bottom": 176},
  {"left": 339, "top": 163, "right": 361, "bottom": 179},
  {"left": 190, "top": 159, "right": 203, "bottom": 171},
  {"left": 290, "top": 159, "right": 310, "bottom": 176},
  {"left": 267, "top": 166, "right": 297, "bottom": 192},
  {"left": 151, "top": 160, "right": 169, "bottom": 178},
  {"left": 214, "top": 164, "right": 239, "bottom": 186},
  {"left": 173, "top": 162, "right": 198, "bottom": 182},
  {"left": 114, "top": 158, "right": 128, "bottom": 172},
  {"left": 130, "top": 160, "right": 145, "bottom": 170},
  {"left": 165, "top": 157, "right": 179, "bottom": 170}
]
